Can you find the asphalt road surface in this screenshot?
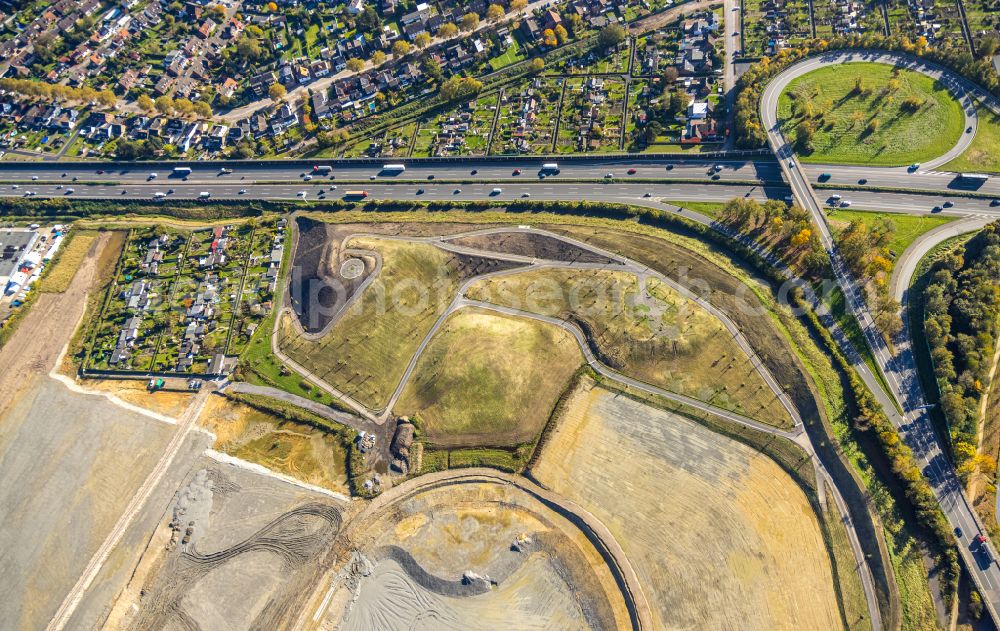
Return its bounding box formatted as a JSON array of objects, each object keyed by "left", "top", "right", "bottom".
[
  {"left": 762, "top": 49, "right": 1000, "bottom": 623},
  {"left": 7, "top": 181, "right": 1000, "bottom": 220},
  {"left": 0, "top": 159, "right": 997, "bottom": 198}
]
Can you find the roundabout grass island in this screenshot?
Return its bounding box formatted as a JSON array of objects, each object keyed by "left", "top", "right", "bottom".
[{"left": 777, "top": 62, "right": 965, "bottom": 167}]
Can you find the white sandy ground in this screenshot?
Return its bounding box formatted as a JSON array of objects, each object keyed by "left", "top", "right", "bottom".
[
  {"left": 205, "top": 449, "right": 351, "bottom": 502},
  {"left": 338, "top": 555, "right": 591, "bottom": 631}
]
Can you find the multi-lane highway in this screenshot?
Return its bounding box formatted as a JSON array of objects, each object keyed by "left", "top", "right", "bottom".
[
  {"left": 762, "top": 49, "right": 1000, "bottom": 624},
  {"left": 5, "top": 180, "right": 1000, "bottom": 222},
  {"left": 0, "top": 158, "right": 998, "bottom": 198}
]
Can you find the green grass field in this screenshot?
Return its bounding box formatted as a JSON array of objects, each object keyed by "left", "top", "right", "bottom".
[
  {"left": 942, "top": 106, "right": 1000, "bottom": 174},
  {"left": 279, "top": 237, "right": 463, "bottom": 411},
  {"left": 663, "top": 200, "right": 727, "bottom": 218},
  {"left": 395, "top": 307, "right": 583, "bottom": 446},
  {"left": 827, "top": 209, "right": 955, "bottom": 258},
  {"left": 778, "top": 63, "right": 964, "bottom": 166},
  {"left": 466, "top": 268, "right": 795, "bottom": 428}
]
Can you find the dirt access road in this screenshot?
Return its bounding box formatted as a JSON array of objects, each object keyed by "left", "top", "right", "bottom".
[{"left": 0, "top": 232, "right": 113, "bottom": 419}]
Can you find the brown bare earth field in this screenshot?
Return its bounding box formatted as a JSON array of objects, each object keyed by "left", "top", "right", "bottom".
[
  {"left": 444, "top": 231, "right": 617, "bottom": 264},
  {"left": 532, "top": 378, "right": 842, "bottom": 631},
  {"left": 82, "top": 379, "right": 194, "bottom": 418},
  {"left": 323, "top": 479, "right": 630, "bottom": 630},
  {"left": 395, "top": 307, "right": 583, "bottom": 446},
  {"left": 0, "top": 231, "right": 116, "bottom": 418},
  {"left": 197, "top": 394, "right": 349, "bottom": 494}
]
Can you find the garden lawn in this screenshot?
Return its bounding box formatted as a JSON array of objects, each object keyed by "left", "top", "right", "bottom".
[
  {"left": 664, "top": 200, "right": 727, "bottom": 218},
  {"left": 488, "top": 39, "right": 524, "bottom": 71},
  {"left": 778, "top": 63, "right": 965, "bottom": 166}
]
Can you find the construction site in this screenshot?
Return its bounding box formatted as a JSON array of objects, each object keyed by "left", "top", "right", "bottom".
[{"left": 0, "top": 210, "right": 874, "bottom": 631}]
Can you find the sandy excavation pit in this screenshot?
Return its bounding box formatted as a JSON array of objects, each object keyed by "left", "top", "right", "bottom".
[
  {"left": 322, "top": 479, "right": 631, "bottom": 631},
  {"left": 105, "top": 459, "right": 347, "bottom": 631}
]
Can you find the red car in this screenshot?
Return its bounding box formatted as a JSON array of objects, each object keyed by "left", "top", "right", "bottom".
[
  {"left": 627, "top": 168, "right": 637, "bottom": 175},
  {"left": 512, "top": 168, "right": 521, "bottom": 175}
]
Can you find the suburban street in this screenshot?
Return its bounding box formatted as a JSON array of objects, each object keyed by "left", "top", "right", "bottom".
[{"left": 762, "top": 49, "right": 1000, "bottom": 622}]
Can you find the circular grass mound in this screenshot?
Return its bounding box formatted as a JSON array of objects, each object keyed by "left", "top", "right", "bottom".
[{"left": 778, "top": 62, "right": 964, "bottom": 166}]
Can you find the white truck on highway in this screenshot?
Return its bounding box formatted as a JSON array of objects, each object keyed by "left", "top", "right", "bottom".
[
  {"left": 382, "top": 164, "right": 406, "bottom": 173},
  {"left": 198, "top": 191, "right": 211, "bottom": 199},
  {"left": 541, "top": 163, "right": 559, "bottom": 173},
  {"left": 173, "top": 167, "right": 192, "bottom": 177}
]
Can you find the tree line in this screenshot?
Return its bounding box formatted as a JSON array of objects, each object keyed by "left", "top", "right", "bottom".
[
  {"left": 924, "top": 220, "right": 1000, "bottom": 482},
  {"left": 836, "top": 217, "right": 902, "bottom": 338},
  {"left": 716, "top": 198, "right": 828, "bottom": 279}
]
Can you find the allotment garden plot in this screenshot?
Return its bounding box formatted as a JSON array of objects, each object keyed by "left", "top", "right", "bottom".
[
  {"left": 412, "top": 93, "right": 498, "bottom": 157},
  {"left": 491, "top": 78, "right": 563, "bottom": 155},
  {"left": 556, "top": 77, "right": 628, "bottom": 153},
  {"left": 86, "top": 221, "right": 285, "bottom": 374}
]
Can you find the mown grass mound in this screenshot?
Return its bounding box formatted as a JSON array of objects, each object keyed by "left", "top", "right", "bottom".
[
  {"left": 395, "top": 307, "right": 583, "bottom": 446},
  {"left": 778, "top": 62, "right": 964, "bottom": 166}
]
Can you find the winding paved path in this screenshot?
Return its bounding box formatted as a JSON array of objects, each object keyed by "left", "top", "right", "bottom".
[{"left": 267, "top": 219, "right": 883, "bottom": 631}]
